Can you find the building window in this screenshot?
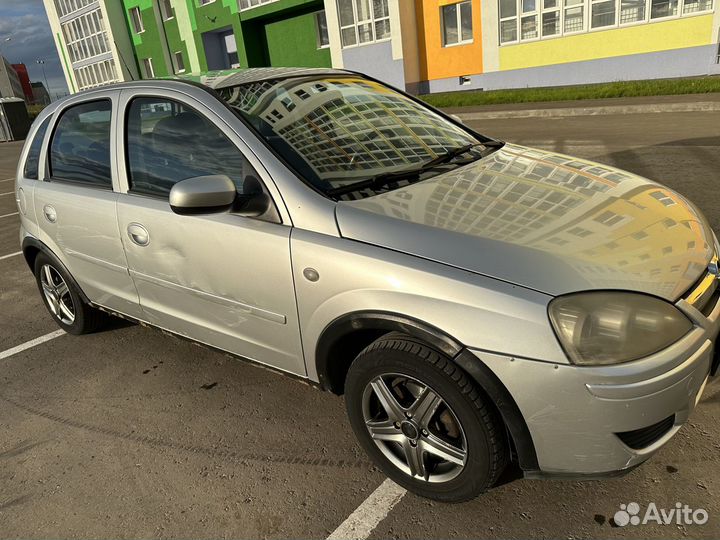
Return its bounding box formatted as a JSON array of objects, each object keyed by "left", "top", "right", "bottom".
[
  {"left": 238, "top": 0, "right": 279, "bottom": 10},
  {"left": 315, "top": 11, "right": 330, "bottom": 48},
  {"left": 174, "top": 51, "right": 185, "bottom": 73},
  {"left": 53, "top": 0, "right": 94, "bottom": 17},
  {"left": 442, "top": 1, "right": 473, "bottom": 46},
  {"left": 336, "top": 0, "right": 391, "bottom": 48},
  {"left": 129, "top": 6, "right": 144, "bottom": 33},
  {"left": 61, "top": 8, "right": 111, "bottom": 64},
  {"left": 499, "top": 0, "right": 713, "bottom": 43},
  {"left": 142, "top": 58, "right": 154, "bottom": 78},
  {"left": 200, "top": 0, "right": 216, "bottom": 5},
  {"left": 72, "top": 59, "right": 118, "bottom": 91},
  {"left": 159, "top": 0, "right": 173, "bottom": 20}
]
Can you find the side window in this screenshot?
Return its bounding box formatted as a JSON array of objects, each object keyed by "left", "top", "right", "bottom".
[
  {"left": 24, "top": 116, "right": 52, "bottom": 180},
  {"left": 125, "top": 97, "right": 263, "bottom": 198},
  {"left": 49, "top": 100, "right": 112, "bottom": 188}
]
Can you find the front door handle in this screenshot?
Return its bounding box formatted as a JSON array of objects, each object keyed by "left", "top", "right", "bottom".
[{"left": 127, "top": 223, "right": 150, "bottom": 246}]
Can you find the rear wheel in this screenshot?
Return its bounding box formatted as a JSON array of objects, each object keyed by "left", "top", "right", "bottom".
[
  {"left": 34, "top": 253, "right": 105, "bottom": 335},
  {"left": 345, "top": 333, "right": 508, "bottom": 502}
]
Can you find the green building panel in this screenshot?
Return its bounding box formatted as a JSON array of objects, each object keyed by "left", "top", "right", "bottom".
[{"left": 121, "top": 0, "right": 330, "bottom": 78}]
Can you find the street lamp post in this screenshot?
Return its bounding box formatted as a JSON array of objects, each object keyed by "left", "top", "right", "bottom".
[{"left": 36, "top": 59, "right": 52, "bottom": 103}]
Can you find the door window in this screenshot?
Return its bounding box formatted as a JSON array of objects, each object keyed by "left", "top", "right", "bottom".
[
  {"left": 49, "top": 99, "right": 112, "bottom": 187},
  {"left": 125, "top": 97, "right": 263, "bottom": 199},
  {"left": 24, "top": 116, "right": 52, "bottom": 180}
]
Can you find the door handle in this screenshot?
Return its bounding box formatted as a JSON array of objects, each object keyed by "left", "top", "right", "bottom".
[
  {"left": 43, "top": 204, "right": 57, "bottom": 223},
  {"left": 127, "top": 223, "right": 150, "bottom": 246}
]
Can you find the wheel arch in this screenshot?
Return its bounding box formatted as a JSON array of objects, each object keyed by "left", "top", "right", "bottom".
[
  {"left": 22, "top": 236, "right": 92, "bottom": 305},
  {"left": 314, "top": 310, "right": 539, "bottom": 471}
]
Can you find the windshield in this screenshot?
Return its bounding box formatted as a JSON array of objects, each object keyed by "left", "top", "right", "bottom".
[{"left": 217, "top": 76, "right": 492, "bottom": 200}]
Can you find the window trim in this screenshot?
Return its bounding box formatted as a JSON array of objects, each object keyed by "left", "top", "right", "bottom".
[
  {"left": 47, "top": 97, "right": 114, "bottom": 190},
  {"left": 173, "top": 51, "right": 186, "bottom": 73},
  {"left": 159, "top": 0, "right": 174, "bottom": 20},
  {"left": 238, "top": 0, "right": 280, "bottom": 10},
  {"left": 129, "top": 6, "right": 144, "bottom": 34},
  {"left": 142, "top": 58, "right": 155, "bottom": 78},
  {"left": 441, "top": 1, "right": 475, "bottom": 47},
  {"left": 498, "top": 0, "right": 713, "bottom": 44},
  {"left": 315, "top": 10, "right": 330, "bottom": 49}
]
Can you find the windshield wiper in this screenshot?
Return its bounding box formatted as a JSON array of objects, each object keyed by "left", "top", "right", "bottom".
[{"left": 327, "top": 142, "right": 500, "bottom": 198}]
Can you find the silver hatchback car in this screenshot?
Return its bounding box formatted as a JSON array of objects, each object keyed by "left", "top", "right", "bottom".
[{"left": 17, "top": 68, "right": 719, "bottom": 501}]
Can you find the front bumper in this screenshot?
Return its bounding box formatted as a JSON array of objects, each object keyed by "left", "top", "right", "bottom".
[{"left": 470, "top": 291, "right": 719, "bottom": 476}]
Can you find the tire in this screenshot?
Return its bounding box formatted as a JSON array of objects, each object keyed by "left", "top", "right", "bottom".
[
  {"left": 34, "top": 252, "right": 106, "bottom": 335},
  {"left": 345, "top": 332, "right": 508, "bottom": 502}
]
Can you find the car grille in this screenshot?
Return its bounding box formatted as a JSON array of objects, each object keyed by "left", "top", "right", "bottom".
[{"left": 616, "top": 415, "right": 675, "bottom": 450}]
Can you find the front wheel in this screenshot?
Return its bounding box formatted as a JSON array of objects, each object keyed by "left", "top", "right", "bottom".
[{"left": 345, "top": 333, "right": 508, "bottom": 502}]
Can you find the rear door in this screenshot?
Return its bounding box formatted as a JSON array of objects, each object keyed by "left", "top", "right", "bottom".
[
  {"left": 115, "top": 88, "right": 305, "bottom": 376},
  {"left": 33, "top": 92, "right": 141, "bottom": 318}
]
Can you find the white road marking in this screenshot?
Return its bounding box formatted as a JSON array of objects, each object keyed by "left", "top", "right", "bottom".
[
  {"left": 0, "top": 212, "right": 19, "bottom": 219},
  {"left": 0, "top": 251, "right": 22, "bottom": 261},
  {"left": 327, "top": 479, "right": 406, "bottom": 540},
  {"left": 0, "top": 191, "right": 15, "bottom": 196},
  {"left": 0, "top": 178, "right": 13, "bottom": 183},
  {"left": 0, "top": 330, "right": 66, "bottom": 361}
]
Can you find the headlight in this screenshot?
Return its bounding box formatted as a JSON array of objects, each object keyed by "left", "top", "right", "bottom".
[{"left": 549, "top": 292, "right": 693, "bottom": 365}]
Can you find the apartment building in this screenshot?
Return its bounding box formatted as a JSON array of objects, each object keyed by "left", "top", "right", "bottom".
[{"left": 44, "top": 0, "right": 720, "bottom": 96}]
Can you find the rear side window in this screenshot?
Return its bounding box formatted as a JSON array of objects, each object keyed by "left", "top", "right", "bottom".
[
  {"left": 125, "top": 97, "right": 257, "bottom": 198},
  {"left": 23, "top": 116, "right": 52, "bottom": 180},
  {"left": 49, "top": 100, "right": 112, "bottom": 188}
]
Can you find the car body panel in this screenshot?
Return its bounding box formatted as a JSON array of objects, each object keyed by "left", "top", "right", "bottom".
[{"left": 337, "top": 144, "right": 713, "bottom": 301}]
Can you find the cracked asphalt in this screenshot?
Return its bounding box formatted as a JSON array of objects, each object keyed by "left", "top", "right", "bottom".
[{"left": 1, "top": 109, "right": 719, "bottom": 539}]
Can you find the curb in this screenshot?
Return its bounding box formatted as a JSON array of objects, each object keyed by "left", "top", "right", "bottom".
[{"left": 454, "top": 101, "right": 720, "bottom": 120}]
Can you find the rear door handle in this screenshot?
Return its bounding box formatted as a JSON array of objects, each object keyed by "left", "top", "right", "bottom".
[
  {"left": 127, "top": 223, "right": 150, "bottom": 246},
  {"left": 43, "top": 204, "right": 57, "bottom": 223}
]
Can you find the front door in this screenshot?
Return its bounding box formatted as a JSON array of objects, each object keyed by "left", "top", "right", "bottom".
[{"left": 115, "top": 90, "right": 305, "bottom": 376}]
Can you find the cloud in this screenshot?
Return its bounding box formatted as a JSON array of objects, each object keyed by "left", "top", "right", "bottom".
[{"left": 0, "top": 0, "right": 69, "bottom": 97}]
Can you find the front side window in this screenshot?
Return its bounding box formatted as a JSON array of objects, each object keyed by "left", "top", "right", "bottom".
[
  {"left": 129, "top": 7, "right": 144, "bottom": 33},
  {"left": 442, "top": 1, "right": 474, "bottom": 46},
  {"left": 125, "top": 97, "right": 260, "bottom": 198},
  {"left": 336, "top": 0, "right": 391, "bottom": 48},
  {"left": 49, "top": 100, "right": 112, "bottom": 187},
  {"left": 218, "top": 76, "right": 490, "bottom": 200},
  {"left": 24, "top": 116, "right": 52, "bottom": 180}
]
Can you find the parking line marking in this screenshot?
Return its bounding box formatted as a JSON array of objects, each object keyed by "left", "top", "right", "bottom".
[
  {"left": 0, "top": 212, "right": 19, "bottom": 219},
  {"left": 0, "top": 251, "right": 22, "bottom": 261},
  {"left": 0, "top": 191, "right": 15, "bottom": 197},
  {"left": 327, "top": 479, "right": 406, "bottom": 540},
  {"left": 0, "top": 330, "right": 66, "bottom": 361},
  {"left": 0, "top": 178, "right": 13, "bottom": 183}
]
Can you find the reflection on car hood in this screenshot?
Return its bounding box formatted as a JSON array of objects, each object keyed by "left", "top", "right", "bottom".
[{"left": 336, "top": 144, "right": 714, "bottom": 300}]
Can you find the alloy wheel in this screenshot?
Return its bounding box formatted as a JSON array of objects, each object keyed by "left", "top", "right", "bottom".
[
  {"left": 40, "top": 264, "right": 75, "bottom": 325},
  {"left": 361, "top": 373, "right": 467, "bottom": 483}
]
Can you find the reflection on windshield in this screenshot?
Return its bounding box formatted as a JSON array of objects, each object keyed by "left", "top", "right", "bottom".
[{"left": 217, "top": 77, "right": 478, "bottom": 197}]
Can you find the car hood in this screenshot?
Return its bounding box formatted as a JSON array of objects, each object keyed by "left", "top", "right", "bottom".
[{"left": 336, "top": 144, "right": 714, "bottom": 301}]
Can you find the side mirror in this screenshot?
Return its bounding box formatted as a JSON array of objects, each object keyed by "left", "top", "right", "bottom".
[
  {"left": 169, "top": 175, "right": 237, "bottom": 215},
  {"left": 234, "top": 175, "right": 272, "bottom": 218}
]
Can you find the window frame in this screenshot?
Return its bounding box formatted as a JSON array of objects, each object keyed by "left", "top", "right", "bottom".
[
  {"left": 129, "top": 6, "right": 144, "bottom": 34},
  {"left": 173, "top": 51, "right": 186, "bottom": 73},
  {"left": 47, "top": 97, "right": 115, "bottom": 190},
  {"left": 498, "top": 0, "right": 713, "bottom": 44},
  {"left": 315, "top": 10, "right": 330, "bottom": 49},
  {"left": 238, "top": 0, "right": 280, "bottom": 10},
  {"left": 336, "top": 0, "right": 392, "bottom": 49},
  {"left": 159, "top": 0, "right": 174, "bottom": 20},
  {"left": 142, "top": 58, "right": 155, "bottom": 78},
  {"left": 441, "top": 1, "right": 474, "bottom": 47}
]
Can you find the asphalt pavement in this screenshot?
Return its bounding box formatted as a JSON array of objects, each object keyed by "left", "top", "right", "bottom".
[{"left": 1, "top": 109, "right": 719, "bottom": 539}]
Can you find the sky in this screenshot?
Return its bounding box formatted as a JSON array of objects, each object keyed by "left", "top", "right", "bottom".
[{"left": 0, "top": 0, "right": 69, "bottom": 98}]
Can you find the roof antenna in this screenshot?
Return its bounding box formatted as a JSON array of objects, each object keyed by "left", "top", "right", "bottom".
[{"left": 114, "top": 40, "right": 136, "bottom": 81}]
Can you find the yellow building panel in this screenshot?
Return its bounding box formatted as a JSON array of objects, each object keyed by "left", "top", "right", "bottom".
[{"left": 500, "top": 15, "right": 714, "bottom": 71}]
